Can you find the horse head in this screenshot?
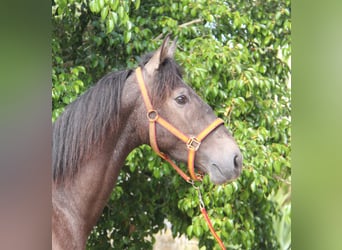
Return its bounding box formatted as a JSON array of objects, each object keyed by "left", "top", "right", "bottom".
[{"left": 135, "top": 36, "right": 242, "bottom": 184}]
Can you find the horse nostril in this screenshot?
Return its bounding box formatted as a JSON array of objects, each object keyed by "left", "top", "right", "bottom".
[{"left": 233, "top": 154, "right": 241, "bottom": 169}]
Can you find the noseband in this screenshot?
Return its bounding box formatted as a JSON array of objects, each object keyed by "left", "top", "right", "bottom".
[{"left": 136, "top": 67, "right": 224, "bottom": 182}]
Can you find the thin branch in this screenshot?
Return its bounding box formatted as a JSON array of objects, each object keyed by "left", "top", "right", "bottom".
[
  {"left": 153, "top": 18, "right": 203, "bottom": 41},
  {"left": 178, "top": 18, "right": 203, "bottom": 28}
]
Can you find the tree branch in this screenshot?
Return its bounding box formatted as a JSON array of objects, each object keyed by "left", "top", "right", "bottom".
[
  {"left": 153, "top": 18, "right": 203, "bottom": 41},
  {"left": 178, "top": 18, "right": 203, "bottom": 28}
]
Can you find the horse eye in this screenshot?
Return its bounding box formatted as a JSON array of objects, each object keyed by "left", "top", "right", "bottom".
[{"left": 175, "top": 95, "right": 188, "bottom": 105}]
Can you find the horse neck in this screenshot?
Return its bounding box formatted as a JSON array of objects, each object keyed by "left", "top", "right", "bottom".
[{"left": 52, "top": 103, "right": 145, "bottom": 249}]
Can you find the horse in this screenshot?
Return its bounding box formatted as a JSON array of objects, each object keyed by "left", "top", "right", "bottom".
[{"left": 52, "top": 36, "right": 243, "bottom": 249}]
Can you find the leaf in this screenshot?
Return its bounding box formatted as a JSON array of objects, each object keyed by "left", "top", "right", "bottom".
[
  {"left": 273, "top": 161, "right": 281, "bottom": 174},
  {"left": 111, "top": 11, "right": 118, "bottom": 25},
  {"left": 250, "top": 181, "right": 256, "bottom": 193},
  {"left": 190, "top": 8, "right": 196, "bottom": 17},
  {"left": 224, "top": 203, "right": 232, "bottom": 216},
  {"left": 106, "top": 16, "right": 114, "bottom": 33},
  {"left": 98, "top": 0, "right": 105, "bottom": 9},
  {"left": 117, "top": 5, "right": 124, "bottom": 20},
  {"left": 224, "top": 184, "right": 233, "bottom": 198},
  {"left": 124, "top": 31, "right": 132, "bottom": 43},
  {"left": 126, "top": 21, "right": 132, "bottom": 30},
  {"left": 187, "top": 225, "right": 193, "bottom": 237},
  {"left": 101, "top": 6, "right": 109, "bottom": 21},
  {"left": 74, "top": 85, "right": 79, "bottom": 94},
  {"left": 134, "top": 0, "right": 140, "bottom": 9},
  {"left": 89, "top": 0, "right": 97, "bottom": 13},
  {"left": 129, "top": 163, "right": 136, "bottom": 173},
  {"left": 193, "top": 223, "right": 203, "bottom": 237},
  {"left": 110, "top": 0, "right": 119, "bottom": 10}
]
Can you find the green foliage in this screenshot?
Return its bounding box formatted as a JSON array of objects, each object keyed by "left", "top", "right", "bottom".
[
  {"left": 272, "top": 183, "right": 291, "bottom": 250},
  {"left": 52, "top": 0, "right": 291, "bottom": 249}
]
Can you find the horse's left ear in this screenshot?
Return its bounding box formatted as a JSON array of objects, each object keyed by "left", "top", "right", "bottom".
[{"left": 145, "top": 35, "right": 177, "bottom": 73}]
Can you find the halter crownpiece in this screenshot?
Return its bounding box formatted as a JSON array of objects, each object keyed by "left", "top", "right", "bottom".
[{"left": 135, "top": 67, "right": 224, "bottom": 182}]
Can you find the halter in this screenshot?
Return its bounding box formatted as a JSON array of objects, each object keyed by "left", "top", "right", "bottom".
[
  {"left": 136, "top": 67, "right": 223, "bottom": 182},
  {"left": 136, "top": 67, "right": 227, "bottom": 250}
]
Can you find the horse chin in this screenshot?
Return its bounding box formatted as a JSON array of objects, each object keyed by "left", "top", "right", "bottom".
[
  {"left": 208, "top": 172, "right": 238, "bottom": 185},
  {"left": 198, "top": 164, "right": 240, "bottom": 185}
]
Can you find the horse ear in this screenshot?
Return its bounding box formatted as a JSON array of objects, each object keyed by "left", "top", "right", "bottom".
[
  {"left": 159, "top": 34, "right": 171, "bottom": 62},
  {"left": 167, "top": 36, "right": 177, "bottom": 59},
  {"left": 144, "top": 35, "right": 176, "bottom": 73}
]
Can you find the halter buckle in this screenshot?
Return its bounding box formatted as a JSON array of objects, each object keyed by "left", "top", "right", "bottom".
[{"left": 187, "top": 137, "right": 201, "bottom": 151}]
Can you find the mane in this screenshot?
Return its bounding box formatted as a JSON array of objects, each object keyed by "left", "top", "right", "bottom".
[
  {"left": 53, "top": 53, "right": 184, "bottom": 182},
  {"left": 52, "top": 69, "right": 132, "bottom": 182}
]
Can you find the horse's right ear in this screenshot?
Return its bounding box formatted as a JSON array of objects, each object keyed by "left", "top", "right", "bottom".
[
  {"left": 144, "top": 35, "right": 175, "bottom": 74},
  {"left": 167, "top": 37, "right": 178, "bottom": 59}
]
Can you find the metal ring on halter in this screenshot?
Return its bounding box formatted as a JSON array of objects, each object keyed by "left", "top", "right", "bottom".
[
  {"left": 147, "top": 110, "right": 159, "bottom": 122},
  {"left": 187, "top": 137, "right": 201, "bottom": 151}
]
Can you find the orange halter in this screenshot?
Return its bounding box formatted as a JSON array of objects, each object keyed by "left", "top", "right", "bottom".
[
  {"left": 136, "top": 67, "right": 223, "bottom": 182},
  {"left": 136, "top": 67, "right": 227, "bottom": 250}
]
